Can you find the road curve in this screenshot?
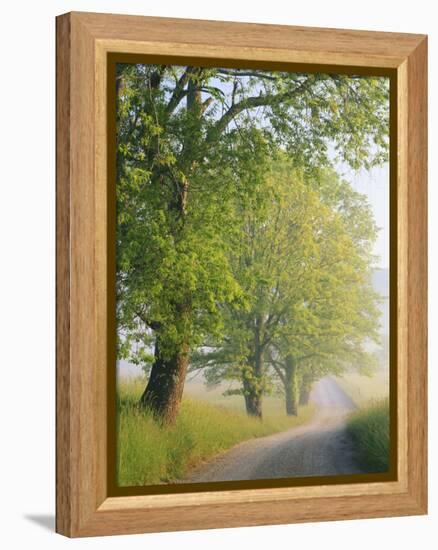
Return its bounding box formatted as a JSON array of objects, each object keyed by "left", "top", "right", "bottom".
[{"left": 181, "top": 377, "right": 361, "bottom": 482}]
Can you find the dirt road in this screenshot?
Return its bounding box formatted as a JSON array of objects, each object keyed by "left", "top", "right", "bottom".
[{"left": 182, "top": 377, "right": 361, "bottom": 482}]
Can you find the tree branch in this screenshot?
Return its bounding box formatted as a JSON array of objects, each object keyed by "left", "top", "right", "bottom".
[
  {"left": 200, "top": 96, "right": 214, "bottom": 114},
  {"left": 217, "top": 69, "right": 279, "bottom": 81},
  {"left": 268, "top": 353, "right": 286, "bottom": 384},
  {"left": 165, "top": 66, "right": 193, "bottom": 115},
  {"left": 209, "top": 77, "right": 313, "bottom": 137},
  {"left": 134, "top": 310, "right": 161, "bottom": 331}
]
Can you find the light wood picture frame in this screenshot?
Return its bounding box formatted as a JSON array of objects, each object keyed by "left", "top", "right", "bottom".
[{"left": 56, "top": 11, "right": 427, "bottom": 537}]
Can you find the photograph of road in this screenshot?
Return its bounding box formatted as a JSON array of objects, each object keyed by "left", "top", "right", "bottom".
[
  {"left": 114, "top": 62, "right": 391, "bottom": 487},
  {"left": 182, "top": 378, "right": 360, "bottom": 482}
]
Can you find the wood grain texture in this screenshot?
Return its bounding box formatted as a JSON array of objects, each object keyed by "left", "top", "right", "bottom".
[
  {"left": 406, "top": 37, "right": 428, "bottom": 511},
  {"left": 77, "top": 11, "right": 424, "bottom": 68},
  {"left": 55, "top": 13, "right": 71, "bottom": 537},
  {"left": 396, "top": 60, "right": 409, "bottom": 487},
  {"left": 56, "top": 11, "right": 428, "bottom": 537}
]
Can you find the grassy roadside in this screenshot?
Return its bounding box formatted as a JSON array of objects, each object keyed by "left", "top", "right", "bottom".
[
  {"left": 346, "top": 398, "right": 390, "bottom": 472},
  {"left": 337, "top": 372, "right": 391, "bottom": 473},
  {"left": 334, "top": 370, "right": 389, "bottom": 407},
  {"left": 117, "top": 378, "right": 313, "bottom": 486}
]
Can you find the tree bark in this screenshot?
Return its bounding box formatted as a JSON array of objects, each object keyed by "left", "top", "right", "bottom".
[
  {"left": 241, "top": 318, "right": 265, "bottom": 418},
  {"left": 299, "top": 373, "right": 313, "bottom": 406},
  {"left": 140, "top": 337, "right": 189, "bottom": 425},
  {"left": 242, "top": 376, "right": 263, "bottom": 418},
  {"left": 284, "top": 355, "right": 298, "bottom": 416}
]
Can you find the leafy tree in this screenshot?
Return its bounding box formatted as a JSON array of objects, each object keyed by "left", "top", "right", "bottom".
[
  {"left": 116, "top": 63, "right": 389, "bottom": 423},
  {"left": 267, "top": 169, "right": 382, "bottom": 415},
  {"left": 195, "top": 159, "right": 380, "bottom": 417}
]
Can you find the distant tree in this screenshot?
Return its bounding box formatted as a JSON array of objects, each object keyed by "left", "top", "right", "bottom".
[
  {"left": 195, "top": 158, "right": 381, "bottom": 417},
  {"left": 267, "top": 170, "right": 382, "bottom": 415},
  {"left": 194, "top": 158, "right": 379, "bottom": 417}
]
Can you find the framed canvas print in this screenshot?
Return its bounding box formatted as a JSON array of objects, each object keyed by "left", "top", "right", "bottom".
[{"left": 56, "top": 12, "right": 427, "bottom": 537}]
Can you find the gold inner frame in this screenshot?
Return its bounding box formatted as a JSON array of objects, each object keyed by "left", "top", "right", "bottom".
[{"left": 95, "top": 43, "right": 408, "bottom": 504}]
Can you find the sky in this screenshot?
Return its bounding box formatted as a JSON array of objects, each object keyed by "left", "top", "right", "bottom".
[{"left": 338, "top": 162, "right": 390, "bottom": 270}]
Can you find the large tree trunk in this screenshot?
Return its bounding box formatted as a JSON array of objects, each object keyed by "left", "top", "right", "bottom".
[
  {"left": 140, "top": 75, "right": 203, "bottom": 425},
  {"left": 140, "top": 337, "right": 189, "bottom": 425},
  {"left": 284, "top": 355, "right": 298, "bottom": 416},
  {"left": 299, "top": 373, "right": 313, "bottom": 406}
]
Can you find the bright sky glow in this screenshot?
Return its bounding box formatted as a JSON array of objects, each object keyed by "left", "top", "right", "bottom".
[{"left": 340, "top": 163, "right": 390, "bottom": 270}]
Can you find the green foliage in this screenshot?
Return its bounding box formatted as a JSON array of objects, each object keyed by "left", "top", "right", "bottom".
[
  {"left": 196, "top": 155, "right": 381, "bottom": 406},
  {"left": 267, "top": 160, "right": 382, "bottom": 394},
  {"left": 116, "top": 63, "right": 389, "bottom": 375},
  {"left": 346, "top": 398, "right": 390, "bottom": 472},
  {"left": 116, "top": 378, "right": 313, "bottom": 485}
]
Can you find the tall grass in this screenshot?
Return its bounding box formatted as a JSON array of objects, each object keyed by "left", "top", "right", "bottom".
[
  {"left": 335, "top": 370, "right": 389, "bottom": 407},
  {"left": 346, "top": 398, "right": 390, "bottom": 473},
  {"left": 117, "top": 378, "right": 313, "bottom": 486}
]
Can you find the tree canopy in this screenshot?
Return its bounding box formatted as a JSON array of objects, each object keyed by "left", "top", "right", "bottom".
[
  {"left": 193, "top": 156, "right": 381, "bottom": 416},
  {"left": 115, "top": 63, "right": 389, "bottom": 423}
]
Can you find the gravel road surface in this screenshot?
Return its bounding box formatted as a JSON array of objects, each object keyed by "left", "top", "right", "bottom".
[{"left": 181, "top": 376, "right": 361, "bottom": 482}]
